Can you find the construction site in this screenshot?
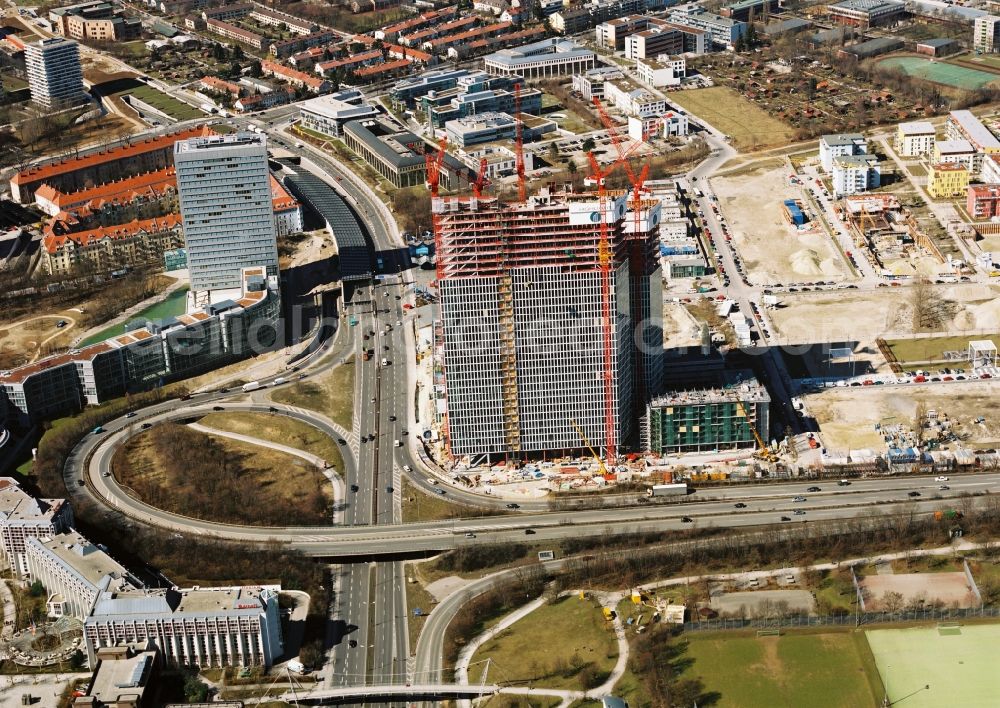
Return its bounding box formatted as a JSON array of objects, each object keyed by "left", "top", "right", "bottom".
[
  {"left": 422, "top": 96, "right": 783, "bottom": 491},
  {"left": 646, "top": 373, "right": 771, "bottom": 455},
  {"left": 839, "top": 194, "right": 946, "bottom": 278}
]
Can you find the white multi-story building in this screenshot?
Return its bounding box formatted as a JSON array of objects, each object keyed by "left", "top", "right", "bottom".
[
  {"left": 483, "top": 38, "right": 596, "bottom": 79},
  {"left": 946, "top": 110, "right": 1000, "bottom": 175},
  {"left": 635, "top": 55, "right": 685, "bottom": 88},
  {"left": 175, "top": 133, "right": 279, "bottom": 302},
  {"left": 894, "top": 121, "right": 935, "bottom": 157},
  {"left": 25, "top": 531, "right": 139, "bottom": 620},
  {"left": 571, "top": 66, "right": 624, "bottom": 101},
  {"left": 628, "top": 111, "right": 689, "bottom": 141},
  {"left": 934, "top": 139, "right": 978, "bottom": 173},
  {"left": 298, "top": 91, "right": 378, "bottom": 138},
  {"left": 85, "top": 584, "right": 284, "bottom": 668},
  {"left": 832, "top": 154, "right": 880, "bottom": 196},
  {"left": 819, "top": 133, "right": 868, "bottom": 172},
  {"left": 603, "top": 79, "right": 666, "bottom": 117},
  {"left": 436, "top": 188, "right": 663, "bottom": 461},
  {"left": 0, "top": 477, "right": 73, "bottom": 577},
  {"left": 982, "top": 153, "right": 1000, "bottom": 184},
  {"left": 974, "top": 14, "right": 1000, "bottom": 53},
  {"left": 25, "top": 37, "right": 87, "bottom": 109}
]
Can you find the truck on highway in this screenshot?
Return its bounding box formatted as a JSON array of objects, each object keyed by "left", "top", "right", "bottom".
[
  {"left": 647, "top": 483, "right": 689, "bottom": 497},
  {"left": 242, "top": 381, "right": 263, "bottom": 392},
  {"left": 273, "top": 377, "right": 287, "bottom": 386},
  {"left": 287, "top": 660, "right": 307, "bottom": 674}
]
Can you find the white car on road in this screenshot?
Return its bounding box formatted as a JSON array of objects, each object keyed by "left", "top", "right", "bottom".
[{"left": 935, "top": 476, "right": 949, "bottom": 482}]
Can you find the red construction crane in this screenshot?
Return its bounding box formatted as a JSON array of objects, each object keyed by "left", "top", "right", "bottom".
[
  {"left": 514, "top": 82, "right": 526, "bottom": 202},
  {"left": 425, "top": 135, "right": 448, "bottom": 282},
  {"left": 586, "top": 150, "right": 619, "bottom": 469},
  {"left": 472, "top": 157, "right": 490, "bottom": 199},
  {"left": 592, "top": 96, "right": 657, "bottom": 222}
]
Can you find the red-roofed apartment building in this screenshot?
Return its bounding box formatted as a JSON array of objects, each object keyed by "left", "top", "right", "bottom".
[{"left": 41, "top": 213, "right": 184, "bottom": 274}]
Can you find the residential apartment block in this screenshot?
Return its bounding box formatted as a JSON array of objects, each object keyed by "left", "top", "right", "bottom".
[
  {"left": 934, "top": 139, "right": 978, "bottom": 173},
  {"left": 974, "top": 15, "right": 1000, "bottom": 53},
  {"left": 571, "top": 66, "right": 624, "bottom": 101},
  {"left": 0, "top": 478, "right": 73, "bottom": 577},
  {"left": 927, "top": 162, "right": 969, "bottom": 199},
  {"left": 967, "top": 184, "right": 1000, "bottom": 219},
  {"left": 25, "top": 37, "right": 87, "bottom": 110},
  {"left": 626, "top": 18, "right": 708, "bottom": 58},
  {"left": 636, "top": 55, "right": 685, "bottom": 87},
  {"left": 832, "top": 154, "right": 880, "bottom": 196},
  {"left": 894, "top": 121, "right": 935, "bottom": 157},
  {"left": 946, "top": 110, "right": 1000, "bottom": 175},
  {"left": 41, "top": 213, "right": 184, "bottom": 275},
  {"left": 11, "top": 125, "right": 211, "bottom": 203},
  {"left": 667, "top": 7, "right": 746, "bottom": 48},
  {"left": 604, "top": 79, "right": 666, "bottom": 117},
  {"left": 50, "top": 1, "right": 141, "bottom": 42},
  {"left": 819, "top": 132, "right": 868, "bottom": 172},
  {"left": 175, "top": 133, "right": 279, "bottom": 299}
]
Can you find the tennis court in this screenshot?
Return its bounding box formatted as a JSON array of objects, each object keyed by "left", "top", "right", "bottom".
[
  {"left": 875, "top": 56, "right": 1000, "bottom": 90},
  {"left": 866, "top": 624, "right": 1000, "bottom": 707}
]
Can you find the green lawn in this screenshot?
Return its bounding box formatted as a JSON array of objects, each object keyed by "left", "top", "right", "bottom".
[
  {"left": 96, "top": 78, "right": 202, "bottom": 121},
  {"left": 270, "top": 358, "right": 354, "bottom": 431},
  {"left": 886, "top": 335, "right": 1000, "bottom": 364},
  {"left": 682, "top": 630, "right": 879, "bottom": 707},
  {"left": 469, "top": 596, "right": 619, "bottom": 691},
  {"left": 1, "top": 74, "right": 28, "bottom": 91}
]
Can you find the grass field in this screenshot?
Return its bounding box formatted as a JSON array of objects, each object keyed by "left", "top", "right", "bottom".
[
  {"left": 95, "top": 77, "right": 202, "bottom": 121},
  {"left": 682, "top": 630, "right": 880, "bottom": 707},
  {"left": 469, "top": 596, "right": 618, "bottom": 691},
  {"left": 669, "top": 87, "right": 795, "bottom": 151},
  {"left": 866, "top": 625, "right": 1000, "bottom": 707},
  {"left": 270, "top": 358, "right": 355, "bottom": 431},
  {"left": 948, "top": 52, "right": 1000, "bottom": 73},
  {"left": 197, "top": 411, "right": 343, "bottom": 474},
  {"left": 885, "top": 334, "right": 1000, "bottom": 364}
]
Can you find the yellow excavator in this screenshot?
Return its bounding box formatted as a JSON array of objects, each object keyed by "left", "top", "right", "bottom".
[
  {"left": 735, "top": 400, "right": 778, "bottom": 462},
  {"left": 570, "top": 418, "right": 608, "bottom": 476}
]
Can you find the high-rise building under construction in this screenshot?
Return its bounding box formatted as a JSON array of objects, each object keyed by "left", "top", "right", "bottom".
[{"left": 437, "top": 186, "right": 663, "bottom": 462}]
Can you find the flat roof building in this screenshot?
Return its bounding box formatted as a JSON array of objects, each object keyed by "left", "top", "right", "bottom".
[
  {"left": 26, "top": 530, "right": 139, "bottom": 621},
  {"left": 175, "top": 133, "right": 278, "bottom": 300},
  {"left": 0, "top": 477, "right": 73, "bottom": 577},
  {"left": 78, "top": 647, "right": 158, "bottom": 708},
  {"left": 827, "top": 0, "right": 906, "bottom": 27},
  {"left": 819, "top": 132, "right": 868, "bottom": 172},
  {"left": 483, "top": 38, "right": 595, "bottom": 78},
  {"left": 298, "top": 91, "right": 379, "bottom": 138},
  {"left": 25, "top": 37, "right": 87, "bottom": 110},
  {"left": 894, "top": 121, "right": 935, "bottom": 157},
  {"left": 85, "top": 584, "right": 283, "bottom": 668},
  {"left": 974, "top": 15, "right": 1000, "bottom": 53},
  {"left": 343, "top": 118, "right": 427, "bottom": 188},
  {"left": 947, "top": 110, "right": 1000, "bottom": 175}
]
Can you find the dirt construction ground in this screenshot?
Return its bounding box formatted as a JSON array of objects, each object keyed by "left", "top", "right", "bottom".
[
  {"left": 711, "top": 589, "right": 815, "bottom": 616},
  {"left": 860, "top": 572, "right": 978, "bottom": 610},
  {"left": 711, "top": 163, "right": 853, "bottom": 286},
  {"left": 803, "top": 382, "right": 1000, "bottom": 450},
  {"left": 768, "top": 284, "right": 1000, "bottom": 349},
  {"left": 0, "top": 314, "right": 80, "bottom": 369}
]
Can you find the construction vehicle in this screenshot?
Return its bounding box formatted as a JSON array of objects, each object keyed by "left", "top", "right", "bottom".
[
  {"left": 570, "top": 418, "right": 608, "bottom": 477},
  {"left": 735, "top": 399, "right": 777, "bottom": 462}
]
